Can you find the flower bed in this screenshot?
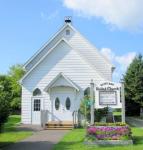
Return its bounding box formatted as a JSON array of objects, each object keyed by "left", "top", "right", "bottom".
[{"left": 85, "top": 123, "right": 133, "bottom": 145}]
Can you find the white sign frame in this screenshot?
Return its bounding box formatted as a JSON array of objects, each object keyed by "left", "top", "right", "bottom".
[{"left": 95, "top": 81, "right": 122, "bottom": 108}]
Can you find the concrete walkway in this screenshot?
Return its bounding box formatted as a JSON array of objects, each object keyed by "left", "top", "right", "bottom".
[
  {"left": 126, "top": 117, "right": 143, "bottom": 127},
  {"left": 4, "top": 130, "right": 69, "bottom": 150}
]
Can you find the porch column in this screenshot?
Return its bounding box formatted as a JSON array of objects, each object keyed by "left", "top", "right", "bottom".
[
  {"left": 90, "top": 79, "right": 94, "bottom": 125},
  {"left": 121, "top": 79, "right": 125, "bottom": 123}
]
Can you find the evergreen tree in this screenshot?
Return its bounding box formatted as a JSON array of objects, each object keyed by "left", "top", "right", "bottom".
[{"left": 124, "top": 54, "right": 143, "bottom": 113}]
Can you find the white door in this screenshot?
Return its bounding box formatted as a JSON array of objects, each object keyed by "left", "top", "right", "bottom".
[
  {"left": 32, "top": 98, "right": 43, "bottom": 124},
  {"left": 52, "top": 92, "right": 74, "bottom": 121}
]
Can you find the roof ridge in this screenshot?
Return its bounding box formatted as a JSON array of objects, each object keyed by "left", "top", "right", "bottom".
[{"left": 68, "top": 24, "right": 114, "bottom": 68}]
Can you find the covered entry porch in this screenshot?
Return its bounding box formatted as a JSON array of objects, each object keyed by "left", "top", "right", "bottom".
[{"left": 41, "top": 73, "right": 81, "bottom": 129}]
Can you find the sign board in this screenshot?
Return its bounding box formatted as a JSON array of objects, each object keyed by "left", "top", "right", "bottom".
[
  {"left": 99, "top": 91, "right": 117, "bottom": 105},
  {"left": 95, "top": 81, "right": 121, "bottom": 108}
]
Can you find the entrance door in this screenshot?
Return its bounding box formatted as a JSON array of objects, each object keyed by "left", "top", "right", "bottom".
[
  {"left": 32, "top": 98, "right": 43, "bottom": 124},
  {"left": 52, "top": 92, "right": 74, "bottom": 121}
]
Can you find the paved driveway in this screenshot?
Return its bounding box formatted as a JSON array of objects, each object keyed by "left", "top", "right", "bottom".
[
  {"left": 4, "top": 130, "right": 69, "bottom": 150},
  {"left": 126, "top": 117, "right": 143, "bottom": 127}
]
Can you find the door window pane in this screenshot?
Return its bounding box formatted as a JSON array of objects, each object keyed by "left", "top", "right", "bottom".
[
  {"left": 55, "top": 97, "right": 60, "bottom": 110},
  {"left": 34, "top": 99, "right": 40, "bottom": 111},
  {"left": 65, "top": 97, "right": 71, "bottom": 110}
]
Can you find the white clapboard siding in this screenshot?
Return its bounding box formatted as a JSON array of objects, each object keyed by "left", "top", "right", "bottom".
[
  {"left": 21, "top": 23, "right": 114, "bottom": 124},
  {"left": 21, "top": 87, "right": 32, "bottom": 124},
  {"left": 68, "top": 31, "right": 112, "bottom": 80},
  {"left": 23, "top": 41, "right": 104, "bottom": 89},
  {"left": 21, "top": 40, "right": 105, "bottom": 124}
]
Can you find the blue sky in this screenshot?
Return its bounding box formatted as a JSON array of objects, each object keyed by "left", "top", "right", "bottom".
[{"left": 0, "top": 0, "right": 143, "bottom": 82}]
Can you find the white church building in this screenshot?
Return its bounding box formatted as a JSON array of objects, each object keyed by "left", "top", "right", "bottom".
[{"left": 20, "top": 18, "right": 116, "bottom": 125}]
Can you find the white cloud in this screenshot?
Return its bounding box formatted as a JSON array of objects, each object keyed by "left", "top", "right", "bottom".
[
  {"left": 40, "top": 10, "right": 59, "bottom": 21},
  {"left": 115, "top": 52, "right": 136, "bottom": 71},
  {"left": 100, "top": 48, "right": 115, "bottom": 61},
  {"left": 100, "top": 48, "right": 136, "bottom": 81},
  {"left": 63, "top": 0, "right": 143, "bottom": 31}
]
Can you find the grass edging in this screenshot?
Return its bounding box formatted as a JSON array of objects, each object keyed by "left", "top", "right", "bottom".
[
  {"left": 84, "top": 140, "right": 133, "bottom": 146},
  {"left": 0, "top": 115, "right": 32, "bottom": 148}
]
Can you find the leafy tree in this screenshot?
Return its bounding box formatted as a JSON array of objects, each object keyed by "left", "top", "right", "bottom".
[
  {"left": 0, "top": 75, "right": 12, "bottom": 131},
  {"left": 80, "top": 95, "right": 91, "bottom": 122},
  {"left": 8, "top": 64, "right": 25, "bottom": 112},
  {"left": 124, "top": 54, "right": 143, "bottom": 114}
]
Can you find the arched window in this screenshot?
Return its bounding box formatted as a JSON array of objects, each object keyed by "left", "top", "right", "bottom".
[
  {"left": 66, "top": 29, "right": 70, "bottom": 35},
  {"left": 65, "top": 97, "right": 71, "bottom": 110},
  {"left": 33, "top": 88, "right": 41, "bottom": 96},
  {"left": 55, "top": 97, "right": 60, "bottom": 110},
  {"left": 84, "top": 87, "right": 90, "bottom": 96}
]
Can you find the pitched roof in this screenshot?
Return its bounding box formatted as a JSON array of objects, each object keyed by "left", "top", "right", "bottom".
[
  {"left": 21, "top": 22, "right": 114, "bottom": 82},
  {"left": 20, "top": 38, "right": 71, "bottom": 83},
  {"left": 23, "top": 23, "right": 69, "bottom": 71}
]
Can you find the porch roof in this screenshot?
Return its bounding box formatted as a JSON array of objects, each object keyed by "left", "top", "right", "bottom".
[{"left": 44, "top": 72, "right": 80, "bottom": 92}]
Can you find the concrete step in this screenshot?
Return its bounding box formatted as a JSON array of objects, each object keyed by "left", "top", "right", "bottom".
[
  {"left": 45, "top": 127, "right": 72, "bottom": 130},
  {"left": 45, "top": 121, "right": 73, "bottom": 130}
]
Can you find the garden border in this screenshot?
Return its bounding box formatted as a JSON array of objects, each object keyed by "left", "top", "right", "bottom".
[{"left": 84, "top": 140, "right": 133, "bottom": 145}]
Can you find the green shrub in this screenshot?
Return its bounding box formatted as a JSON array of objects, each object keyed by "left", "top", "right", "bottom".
[{"left": 0, "top": 75, "right": 12, "bottom": 132}]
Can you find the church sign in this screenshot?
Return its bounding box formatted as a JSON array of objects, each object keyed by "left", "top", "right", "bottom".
[{"left": 95, "top": 82, "right": 121, "bottom": 108}]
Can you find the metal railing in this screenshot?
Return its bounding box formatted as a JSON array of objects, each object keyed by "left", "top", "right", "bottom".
[{"left": 41, "top": 110, "right": 48, "bottom": 128}]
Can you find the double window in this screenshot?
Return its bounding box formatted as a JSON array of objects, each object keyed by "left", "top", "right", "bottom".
[{"left": 55, "top": 97, "right": 71, "bottom": 110}]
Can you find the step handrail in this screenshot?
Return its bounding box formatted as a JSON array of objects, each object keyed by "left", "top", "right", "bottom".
[{"left": 72, "top": 110, "right": 78, "bottom": 128}]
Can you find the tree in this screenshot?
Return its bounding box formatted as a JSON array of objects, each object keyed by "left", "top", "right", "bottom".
[
  {"left": 0, "top": 75, "right": 12, "bottom": 131},
  {"left": 79, "top": 95, "right": 108, "bottom": 123},
  {"left": 8, "top": 64, "right": 25, "bottom": 112},
  {"left": 124, "top": 54, "right": 143, "bottom": 115}
]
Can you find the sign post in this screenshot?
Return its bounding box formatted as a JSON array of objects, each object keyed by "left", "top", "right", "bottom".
[
  {"left": 120, "top": 79, "right": 125, "bottom": 123},
  {"left": 90, "top": 79, "right": 94, "bottom": 125}
]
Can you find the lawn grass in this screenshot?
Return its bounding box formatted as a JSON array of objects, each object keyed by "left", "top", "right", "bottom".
[
  {"left": 54, "top": 127, "right": 143, "bottom": 150},
  {"left": 0, "top": 115, "right": 32, "bottom": 148},
  {"left": 113, "top": 112, "right": 121, "bottom": 116}
]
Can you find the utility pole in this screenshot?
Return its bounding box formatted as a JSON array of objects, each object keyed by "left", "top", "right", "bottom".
[
  {"left": 90, "top": 79, "right": 94, "bottom": 125},
  {"left": 120, "top": 79, "right": 125, "bottom": 123}
]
